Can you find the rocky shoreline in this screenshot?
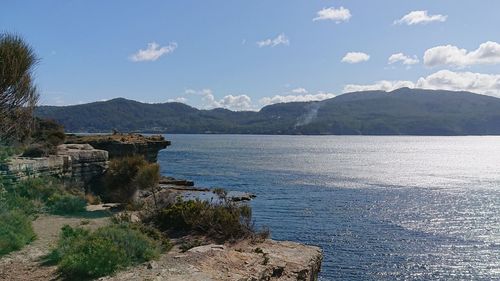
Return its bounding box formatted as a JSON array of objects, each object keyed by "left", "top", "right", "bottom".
[{"left": 0, "top": 133, "right": 323, "bottom": 280}]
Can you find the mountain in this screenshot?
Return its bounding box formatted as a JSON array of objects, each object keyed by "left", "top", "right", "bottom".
[{"left": 36, "top": 88, "right": 500, "bottom": 135}]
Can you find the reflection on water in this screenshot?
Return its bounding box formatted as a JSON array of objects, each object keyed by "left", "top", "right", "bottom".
[{"left": 158, "top": 135, "right": 500, "bottom": 280}]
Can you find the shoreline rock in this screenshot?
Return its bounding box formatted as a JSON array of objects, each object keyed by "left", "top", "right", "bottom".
[
  {"left": 65, "top": 133, "right": 170, "bottom": 162},
  {"left": 100, "top": 239, "right": 322, "bottom": 281}
]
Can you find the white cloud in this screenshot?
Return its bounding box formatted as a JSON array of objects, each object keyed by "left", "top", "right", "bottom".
[
  {"left": 313, "top": 7, "right": 351, "bottom": 23},
  {"left": 394, "top": 10, "right": 447, "bottom": 25},
  {"left": 167, "top": 97, "right": 188, "bottom": 103},
  {"left": 342, "top": 52, "right": 370, "bottom": 64},
  {"left": 185, "top": 89, "right": 254, "bottom": 111},
  {"left": 343, "top": 80, "right": 415, "bottom": 93},
  {"left": 259, "top": 92, "right": 336, "bottom": 106},
  {"left": 218, "top": 95, "right": 253, "bottom": 111},
  {"left": 343, "top": 70, "right": 500, "bottom": 97},
  {"left": 257, "top": 33, "right": 289, "bottom": 48},
  {"left": 388, "top": 53, "right": 419, "bottom": 65},
  {"left": 416, "top": 70, "right": 500, "bottom": 97},
  {"left": 424, "top": 41, "right": 500, "bottom": 67},
  {"left": 129, "top": 42, "right": 177, "bottom": 62},
  {"left": 291, "top": 88, "right": 308, "bottom": 94}
]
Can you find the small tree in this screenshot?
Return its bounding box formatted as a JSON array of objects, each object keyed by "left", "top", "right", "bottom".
[
  {"left": 134, "top": 163, "right": 160, "bottom": 210},
  {"left": 101, "top": 156, "right": 161, "bottom": 205},
  {"left": 0, "top": 33, "right": 39, "bottom": 144}
]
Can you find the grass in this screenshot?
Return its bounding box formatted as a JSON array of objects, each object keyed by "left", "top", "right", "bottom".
[
  {"left": 47, "top": 194, "right": 87, "bottom": 215},
  {"left": 0, "top": 175, "right": 89, "bottom": 257},
  {"left": 0, "top": 210, "right": 36, "bottom": 256},
  {"left": 48, "top": 223, "right": 164, "bottom": 279}
]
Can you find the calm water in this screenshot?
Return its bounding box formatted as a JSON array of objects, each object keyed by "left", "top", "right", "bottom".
[{"left": 158, "top": 135, "right": 500, "bottom": 280}]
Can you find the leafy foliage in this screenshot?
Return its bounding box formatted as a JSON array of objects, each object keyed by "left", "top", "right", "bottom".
[
  {"left": 22, "top": 118, "right": 66, "bottom": 157},
  {"left": 100, "top": 155, "right": 160, "bottom": 203},
  {"left": 0, "top": 210, "right": 36, "bottom": 256},
  {"left": 49, "top": 224, "right": 161, "bottom": 279},
  {"left": 46, "top": 194, "right": 87, "bottom": 215},
  {"left": 0, "top": 33, "right": 39, "bottom": 144},
  {"left": 155, "top": 199, "right": 254, "bottom": 242}
]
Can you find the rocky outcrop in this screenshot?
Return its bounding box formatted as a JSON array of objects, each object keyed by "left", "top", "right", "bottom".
[
  {"left": 56, "top": 144, "right": 108, "bottom": 184},
  {"left": 100, "top": 239, "right": 322, "bottom": 281},
  {"left": 0, "top": 144, "right": 108, "bottom": 185},
  {"left": 0, "top": 155, "right": 67, "bottom": 181},
  {"left": 66, "top": 133, "right": 170, "bottom": 162}
]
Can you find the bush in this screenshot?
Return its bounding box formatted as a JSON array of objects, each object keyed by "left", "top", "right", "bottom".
[
  {"left": 0, "top": 210, "right": 36, "bottom": 256},
  {"left": 0, "top": 145, "right": 22, "bottom": 163},
  {"left": 156, "top": 199, "right": 253, "bottom": 242},
  {"left": 21, "top": 144, "right": 46, "bottom": 157},
  {"left": 50, "top": 224, "right": 161, "bottom": 279},
  {"left": 84, "top": 193, "right": 101, "bottom": 205},
  {"left": 58, "top": 235, "right": 128, "bottom": 278},
  {"left": 20, "top": 118, "right": 66, "bottom": 157},
  {"left": 47, "top": 194, "right": 87, "bottom": 215},
  {"left": 101, "top": 156, "right": 160, "bottom": 203},
  {"left": 7, "top": 177, "right": 63, "bottom": 202},
  {"left": 2, "top": 193, "right": 39, "bottom": 215}
]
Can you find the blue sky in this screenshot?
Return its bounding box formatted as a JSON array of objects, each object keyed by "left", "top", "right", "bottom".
[{"left": 2, "top": 0, "right": 500, "bottom": 110}]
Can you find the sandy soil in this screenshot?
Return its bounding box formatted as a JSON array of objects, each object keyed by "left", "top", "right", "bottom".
[{"left": 0, "top": 211, "right": 110, "bottom": 281}]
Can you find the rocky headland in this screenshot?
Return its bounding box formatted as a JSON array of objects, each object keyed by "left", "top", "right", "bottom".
[{"left": 0, "top": 133, "right": 323, "bottom": 280}]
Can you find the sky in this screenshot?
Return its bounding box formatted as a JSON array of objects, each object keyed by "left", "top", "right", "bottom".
[{"left": 2, "top": 0, "right": 500, "bottom": 111}]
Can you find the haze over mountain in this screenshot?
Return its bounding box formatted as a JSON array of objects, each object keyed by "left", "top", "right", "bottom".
[{"left": 36, "top": 88, "right": 500, "bottom": 135}]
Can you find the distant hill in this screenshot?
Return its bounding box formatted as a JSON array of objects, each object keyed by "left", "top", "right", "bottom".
[{"left": 36, "top": 88, "right": 500, "bottom": 135}]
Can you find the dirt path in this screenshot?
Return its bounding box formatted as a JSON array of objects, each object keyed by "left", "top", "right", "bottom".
[{"left": 0, "top": 212, "right": 110, "bottom": 281}]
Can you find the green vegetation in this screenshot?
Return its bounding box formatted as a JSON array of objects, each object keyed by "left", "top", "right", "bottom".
[
  {"left": 22, "top": 118, "right": 66, "bottom": 157},
  {"left": 46, "top": 193, "right": 87, "bottom": 215},
  {"left": 0, "top": 33, "right": 39, "bottom": 144},
  {"left": 37, "top": 89, "right": 500, "bottom": 135},
  {"left": 4, "top": 177, "right": 86, "bottom": 215},
  {"left": 0, "top": 210, "right": 36, "bottom": 256},
  {"left": 48, "top": 223, "right": 163, "bottom": 279},
  {"left": 0, "top": 175, "right": 88, "bottom": 257},
  {"left": 100, "top": 155, "right": 160, "bottom": 203},
  {"left": 155, "top": 198, "right": 254, "bottom": 242}
]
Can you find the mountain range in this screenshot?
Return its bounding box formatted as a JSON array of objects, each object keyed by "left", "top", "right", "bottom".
[{"left": 36, "top": 88, "right": 500, "bottom": 135}]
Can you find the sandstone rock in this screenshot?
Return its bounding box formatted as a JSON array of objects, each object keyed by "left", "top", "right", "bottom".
[
  {"left": 100, "top": 239, "right": 322, "bottom": 281},
  {"left": 65, "top": 133, "right": 170, "bottom": 162},
  {"left": 57, "top": 144, "right": 108, "bottom": 184},
  {"left": 0, "top": 144, "right": 109, "bottom": 186},
  {"left": 188, "top": 244, "right": 226, "bottom": 253}
]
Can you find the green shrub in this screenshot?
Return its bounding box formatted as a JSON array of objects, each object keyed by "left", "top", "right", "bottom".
[
  {"left": 47, "top": 194, "right": 87, "bottom": 215},
  {"left": 94, "top": 224, "right": 160, "bottom": 262},
  {"left": 58, "top": 235, "right": 128, "bottom": 278},
  {"left": 46, "top": 225, "right": 90, "bottom": 264},
  {"left": 3, "top": 193, "right": 39, "bottom": 215},
  {"left": 50, "top": 224, "right": 161, "bottom": 279},
  {"left": 156, "top": 199, "right": 253, "bottom": 242},
  {"left": 134, "top": 162, "right": 160, "bottom": 190},
  {"left": 0, "top": 210, "right": 36, "bottom": 256},
  {"left": 101, "top": 156, "right": 160, "bottom": 203},
  {"left": 0, "top": 145, "right": 22, "bottom": 163},
  {"left": 21, "top": 144, "right": 46, "bottom": 157},
  {"left": 30, "top": 118, "right": 66, "bottom": 155},
  {"left": 7, "top": 177, "right": 62, "bottom": 202}
]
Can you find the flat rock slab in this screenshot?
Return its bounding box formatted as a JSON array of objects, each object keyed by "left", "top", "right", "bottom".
[{"left": 100, "top": 239, "right": 322, "bottom": 281}]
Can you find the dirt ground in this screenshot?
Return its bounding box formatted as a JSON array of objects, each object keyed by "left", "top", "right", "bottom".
[{"left": 0, "top": 211, "right": 110, "bottom": 281}]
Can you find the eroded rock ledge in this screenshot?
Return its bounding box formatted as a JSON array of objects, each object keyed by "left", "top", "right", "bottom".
[
  {"left": 100, "top": 239, "right": 322, "bottom": 281},
  {"left": 66, "top": 133, "right": 170, "bottom": 162},
  {"left": 0, "top": 144, "right": 108, "bottom": 184}
]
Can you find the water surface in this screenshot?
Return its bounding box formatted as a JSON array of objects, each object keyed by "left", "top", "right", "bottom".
[{"left": 158, "top": 135, "right": 500, "bottom": 280}]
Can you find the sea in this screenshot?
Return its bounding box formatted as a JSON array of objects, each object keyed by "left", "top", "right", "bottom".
[{"left": 157, "top": 134, "right": 500, "bottom": 280}]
